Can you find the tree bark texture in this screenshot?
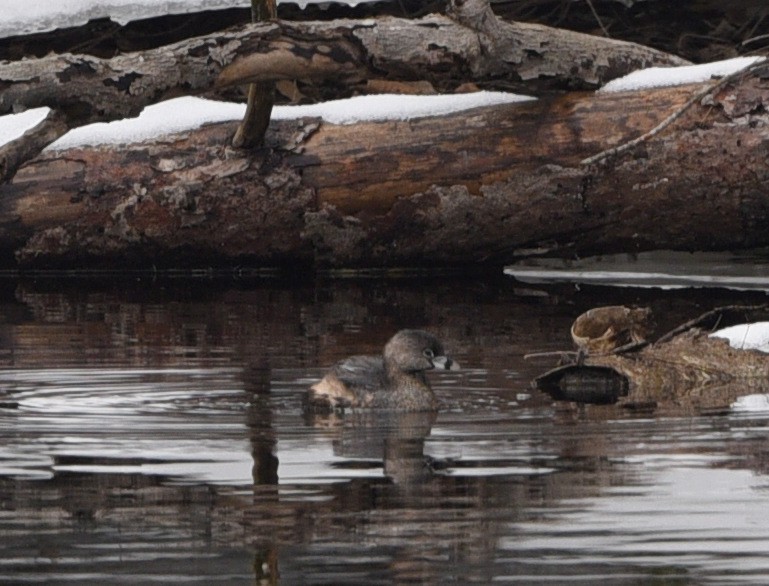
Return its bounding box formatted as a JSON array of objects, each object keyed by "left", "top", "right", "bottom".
[
  {"left": 0, "top": 9, "right": 688, "bottom": 183},
  {"left": 0, "top": 13, "right": 686, "bottom": 119},
  {"left": 1, "top": 69, "right": 767, "bottom": 269}
]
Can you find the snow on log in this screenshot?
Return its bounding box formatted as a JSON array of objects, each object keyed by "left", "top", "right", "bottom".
[
  {"left": 0, "top": 6, "right": 687, "bottom": 183},
  {"left": 0, "top": 11, "right": 687, "bottom": 120}
]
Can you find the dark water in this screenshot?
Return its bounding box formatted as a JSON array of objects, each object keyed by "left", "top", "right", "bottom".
[{"left": 1, "top": 274, "right": 769, "bottom": 584}]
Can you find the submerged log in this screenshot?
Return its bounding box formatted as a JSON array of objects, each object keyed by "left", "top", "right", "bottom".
[
  {"left": 535, "top": 305, "right": 769, "bottom": 414},
  {"left": 1, "top": 65, "right": 768, "bottom": 269}
]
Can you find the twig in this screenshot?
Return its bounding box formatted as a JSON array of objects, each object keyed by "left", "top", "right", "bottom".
[
  {"left": 655, "top": 304, "right": 769, "bottom": 345},
  {"left": 524, "top": 350, "right": 578, "bottom": 360},
  {"left": 742, "top": 33, "right": 769, "bottom": 49},
  {"left": 613, "top": 340, "right": 649, "bottom": 355},
  {"left": 584, "top": 0, "right": 610, "bottom": 38},
  {"left": 581, "top": 59, "right": 765, "bottom": 167}
]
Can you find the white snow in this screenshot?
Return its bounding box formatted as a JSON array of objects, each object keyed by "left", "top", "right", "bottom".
[
  {"left": 0, "top": 0, "right": 536, "bottom": 150},
  {"left": 732, "top": 394, "right": 769, "bottom": 412},
  {"left": 0, "top": 92, "right": 533, "bottom": 150},
  {"left": 1, "top": 0, "right": 763, "bottom": 151},
  {"left": 0, "top": 0, "right": 382, "bottom": 39},
  {"left": 269, "top": 92, "right": 534, "bottom": 125},
  {"left": 49, "top": 98, "right": 247, "bottom": 149},
  {"left": 600, "top": 56, "right": 765, "bottom": 93},
  {"left": 710, "top": 322, "right": 769, "bottom": 353},
  {"left": 0, "top": 108, "right": 51, "bottom": 145},
  {"left": 712, "top": 322, "right": 769, "bottom": 413}
]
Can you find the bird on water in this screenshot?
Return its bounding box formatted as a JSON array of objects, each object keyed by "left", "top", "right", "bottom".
[{"left": 306, "top": 329, "right": 459, "bottom": 412}]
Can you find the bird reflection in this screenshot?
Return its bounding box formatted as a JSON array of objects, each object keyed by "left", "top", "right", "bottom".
[{"left": 307, "top": 410, "right": 437, "bottom": 486}]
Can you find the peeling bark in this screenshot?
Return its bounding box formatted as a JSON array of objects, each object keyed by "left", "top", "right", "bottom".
[
  {"left": 3, "top": 121, "right": 316, "bottom": 267},
  {"left": 0, "top": 70, "right": 767, "bottom": 269},
  {"left": 0, "top": 8, "right": 687, "bottom": 182},
  {"left": 0, "top": 13, "right": 686, "bottom": 115}
]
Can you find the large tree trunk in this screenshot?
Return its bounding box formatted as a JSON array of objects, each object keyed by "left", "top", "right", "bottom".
[{"left": 2, "top": 69, "right": 768, "bottom": 269}]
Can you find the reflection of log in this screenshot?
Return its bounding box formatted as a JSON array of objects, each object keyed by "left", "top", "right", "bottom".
[
  {"left": 2, "top": 67, "right": 768, "bottom": 269},
  {"left": 536, "top": 305, "right": 769, "bottom": 414}
]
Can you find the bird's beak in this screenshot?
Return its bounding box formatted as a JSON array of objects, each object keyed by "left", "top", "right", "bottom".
[{"left": 432, "top": 356, "right": 460, "bottom": 371}]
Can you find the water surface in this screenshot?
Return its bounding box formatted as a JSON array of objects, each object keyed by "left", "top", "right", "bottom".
[{"left": 1, "top": 275, "right": 769, "bottom": 584}]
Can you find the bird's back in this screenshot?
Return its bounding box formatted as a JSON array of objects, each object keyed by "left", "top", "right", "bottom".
[{"left": 307, "top": 355, "right": 387, "bottom": 411}]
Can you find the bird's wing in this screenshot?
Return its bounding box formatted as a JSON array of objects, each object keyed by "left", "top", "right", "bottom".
[
  {"left": 331, "top": 355, "right": 387, "bottom": 393},
  {"left": 307, "top": 355, "right": 386, "bottom": 411}
]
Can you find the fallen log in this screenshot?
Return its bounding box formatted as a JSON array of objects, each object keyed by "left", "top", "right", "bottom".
[
  {"left": 0, "top": 5, "right": 686, "bottom": 120},
  {"left": 0, "top": 1, "right": 687, "bottom": 183},
  {"left": 1, "top": 65, "right": 768, "bottom": 269}
]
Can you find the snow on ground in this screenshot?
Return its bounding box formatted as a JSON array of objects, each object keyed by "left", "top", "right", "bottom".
[
  {"left": 0, "top": 0, "right": 381, "bottom": 38},
  {"left": 0, "top": 93, "right": 533, "bottom": 150},
  {"left": 710, "top": 322, "right": 769, "bottom": 353},
  {"left": 600, "top": 56, "right": 765, "bottom": 93}
]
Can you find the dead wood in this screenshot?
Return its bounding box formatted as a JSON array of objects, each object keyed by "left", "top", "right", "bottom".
[
  {"left": 232, "top": 0, "right": 278, "bottom": 149},
  {"left": 0, "top": 0, "right": 761, "bottom": 65},
  {"left": 0, "top": 4, "right": 687, "bottom": 183},
  {"left": 0, "top": 67, "right": 767, "bottom": 270},
  {"left": 581, "top": 58, "right": 765, "bottom": 166},
  {"left": 536, "top": 304, "right": 769, "bottom": 414}
]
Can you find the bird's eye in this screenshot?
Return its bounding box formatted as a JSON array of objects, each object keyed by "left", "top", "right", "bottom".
[{"left": 423, "top": 348, "right": 434, "bottom": 359}]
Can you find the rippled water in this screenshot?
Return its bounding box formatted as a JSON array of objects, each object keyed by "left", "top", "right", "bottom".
[{"left": 2, "top": 275, "right": 769, "bottom": 584}]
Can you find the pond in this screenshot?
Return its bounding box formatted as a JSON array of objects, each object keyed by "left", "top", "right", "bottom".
[{"left": 1, "top": 271, "right": 769, "bottom": 584}]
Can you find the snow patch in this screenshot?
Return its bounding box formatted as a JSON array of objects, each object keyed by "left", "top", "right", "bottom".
[
  {"left": 732, "top": 394, "right": 769, "bottom": 412},
  {"left": 600, "top": 56, "right": 765, "bottom": 93},
  {"left": 710, "top": 322, "right": 769, "bottom": 353},
  {"left": 50, "top": 98, "right": 246, "bottom": 149},
  {"left": 0, "top": 108, "right": 51, "bottom": 145},
  {"left": 0, "top": 93, "right": 533, "bottom": 150},
  {"left": 272, "top": 91, "right": 533, "bottom": 125},
  {"left": 0, "top": 0, "right": 383, "bottom": 39}
]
